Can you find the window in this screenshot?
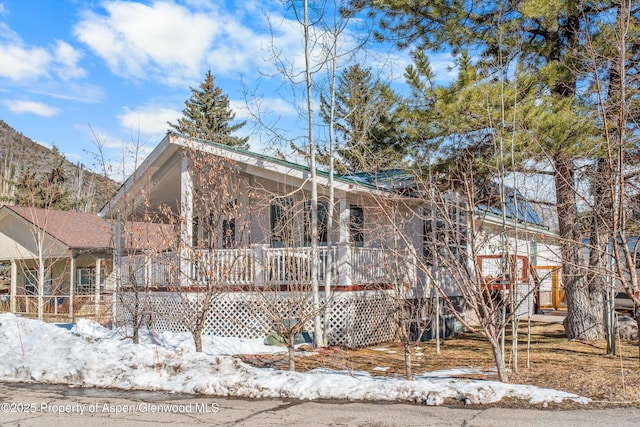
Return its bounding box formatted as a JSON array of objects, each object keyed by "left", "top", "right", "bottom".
[
  {"left": 192, "top": 216, "right": 199, "bottom": 248},
  {"left": 271, "top": 198, "right": 294, "bottom": 247},
  {"left": 24, "top": 269, "right": 37, "bottom": 295},
  {"left": 77, "top": 268, "right": 95, "bottom": 294},
  {"left": 304, "top": 201, "right": 328, "bottom": 246},
  {"left": 423, "top": 197, "right": 468, "bottom": 266},
  {"left": 76, "top": 267, "right": 105, "bottom": 294},
  {"left": 24, "top": 269, "right": 52, "bottom": 295},
  {"left": 199, "top": 201, "right": 237, "bottom": 249},
  {"left": 349, "top": 206, "right": 364, "bottom": 247},
  {"left": 222, "top": 200, "right": 237, "bottom": 249},
  {"left": 222, "top": 218, "right": 236, "bottom": 249}
]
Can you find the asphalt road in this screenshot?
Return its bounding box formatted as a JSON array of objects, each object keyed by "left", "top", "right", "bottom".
[{"left": 0, "top": 382, "right": 639, "bottom": 427}]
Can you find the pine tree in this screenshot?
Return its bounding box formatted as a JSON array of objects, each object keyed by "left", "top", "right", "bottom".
[
  {"left": 351, "top": 0, "right": 640, "bottom": 341},
  {"left": 168, "top": 70, "right": 248, "bottom": 148},
  {"left": 320, "top": 64, "right": 402, "bottom": 173}
]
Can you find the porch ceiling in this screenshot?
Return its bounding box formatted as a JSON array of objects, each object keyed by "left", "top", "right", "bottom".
[{"left": 148, "top": 156, "right": 181, "bottom": 216}]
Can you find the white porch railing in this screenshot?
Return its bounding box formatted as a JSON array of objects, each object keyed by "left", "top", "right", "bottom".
[
  {"left": 119, "top": 252, "right": 180, "bottom": 287},
  {"left": 264, "top": 246, "right": 337, "bottom": 285},
  {"left": 349, "top": 247, "right": 391, "bottom": 283},
  {"left": 119, "top": 245, "right": 415, "bottom": 288},
  {"left": 10, "top": 294, "right": 110, "bottom": 317},
  {"left": 193, "top": 248, "right": 255, "bottom": 285}
]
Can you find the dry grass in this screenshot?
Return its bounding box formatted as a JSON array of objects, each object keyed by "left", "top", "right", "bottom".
[{"left": 240, "top": 321, "right": 640, "bottom": 408}]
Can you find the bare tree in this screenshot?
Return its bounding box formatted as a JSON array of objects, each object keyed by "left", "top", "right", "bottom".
[
  {"left": 10, "top": 174, "right": 71, "bottom": 321},
  {"left": 241, "top": 191, "right": 329, "bottom": 370},
  {"left": 255, "top": 0, "right": 371, "bottom": 346},
  {"left": 367, "top": 151, "right": 542, "bottom": 383},
  {"left": 90, "top": 131, "right": 156, "bottom": 343},
  {"left": 155, "top": 142, "right": 250, "bottom": 352}
]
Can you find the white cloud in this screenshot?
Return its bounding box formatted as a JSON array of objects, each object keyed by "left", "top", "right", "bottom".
[
  {"left": 73, "top": 1, "right": 294, "bottom": 86},
  {"left": 0, "top": 44, "right": 51, "bottom": 81},
  {"left": 52, "top": 40, "right": 86, "bottom": 80},
  {"left": 63, "top": 151, "right": 83, "bottom": 163},
  {"left": 74, "top": 1, "right": 220, "bottom": 85},
  {"left": 118, "top": 105, "right": 181, "bottom": 136},
  {"left": 0, "top": 18, "right": 86, "bottom": 82},
  {"left": 36, "top": 82, "right": 104, "bottom": 103},
  {"left": 34, "top": 139, "right": 52, "bottom": 150},
  {"left": 429, "top": 52, "right": 458, "bottom": 83},
  {"left": 4, "top": 99, "right": 59, "bottom": 116},
  {"left": 204, "top": 18, "right": 267, "bottom": 76}
]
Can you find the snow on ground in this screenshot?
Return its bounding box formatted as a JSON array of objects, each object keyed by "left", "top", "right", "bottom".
[{"left": 0, "top": 313, "right": 590, "bottom": 405}]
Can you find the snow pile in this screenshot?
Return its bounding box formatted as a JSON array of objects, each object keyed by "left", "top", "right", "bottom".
[
  {"left": 0, "top": 314, "right": 590, "bottom": 405},
  {"left": 72, "top": 318, "right": 287, "bottom": 356}
]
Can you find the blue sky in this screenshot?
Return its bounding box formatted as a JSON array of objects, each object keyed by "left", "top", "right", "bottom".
[{"left": 0, "top": 0, "right": 457, "bottom": 180}]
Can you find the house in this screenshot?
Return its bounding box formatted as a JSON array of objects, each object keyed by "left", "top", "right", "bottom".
[
  {"left": 100, "top": 132, "right": 561, "bottom": 347},
  {"left": 0, "top": 205, "right": 115, "bottom": 321},
  {"left": 0, "top": 205, "right": 173, "bottom": 322}
]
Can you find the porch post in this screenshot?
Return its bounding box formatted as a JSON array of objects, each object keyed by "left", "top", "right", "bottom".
[
  {"left": 95, "top": 258, "right": 102, "bottom": 318},
  {"left": 253, "top": 244, "right": 268, "bottom": 287},
  {"left": 180, "top": 154, "right": 193, "bottom": 286},
  {"left": 337, "top": 192, "right": 351, "bottom": 286},
  {"left": 10, "top": 260, "right": 17, "bottom": 313},
  {"left": 239, "top": 177, "right": 251, "bottom": 247},
  {"left": 405, "top": 246, "right": 418, "bottom": 295},
  {"left": 338, "top": 191, "right": 349, "bottom": 245},
  {"left": 69, "top": 255, "right": 75, "bottom": 322}
]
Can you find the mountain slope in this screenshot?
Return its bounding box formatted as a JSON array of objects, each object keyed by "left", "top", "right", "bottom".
[{"left": 0, "top": 120, "right": 118, "bottom": 212}]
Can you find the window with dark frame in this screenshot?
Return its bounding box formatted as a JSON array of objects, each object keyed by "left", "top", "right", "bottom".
[
  {"left": 24, "top": 269, "right": 37, "bottom": 295},
  {"left": 222, "top": 200, "right": 237, "bottom": 249},
  {"left": 198, "top": 200, "right": 237, "bottom": 249},
  {"left": 222, "top": 217, "right": 236, "bottom": 249},
  {"left": 23, "top": 269, "right": 53, "bottom": 295},
  {"left": 270, "top": 198, "right": 294, "bottom": 247},
  {"left": 304, "top": 201, "right": 328, "bottom": 246},
  {"left": 192, "top": 216, "right": 199, "bottom": 248},
  {"left": 423, "top": 198, "right": 469, "bottom": 267},
  {"left": 349, "top": 205, "right": 364, "bottom": 247}
]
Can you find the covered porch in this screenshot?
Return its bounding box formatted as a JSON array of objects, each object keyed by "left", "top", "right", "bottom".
[
  {"left": 105, "top": 134, "right": 424, "bottom": 294},
  {"left": 3, "top": 255, "right": 113, "bottom": 322}
]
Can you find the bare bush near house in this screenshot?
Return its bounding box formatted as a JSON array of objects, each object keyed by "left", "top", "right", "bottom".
[
  {"left": 116, "top": 224, "right": 159, "bottom": 344},
  {"left": 155, "top": 142, "right": 249, "bottom": 352},
  {"left": 369, "top": 155, "right": 531, "bottom": 383},
  {"left": 11, "top": 174, "right": 71, "bottom": 321},
  {"left": 360, "top": 183, "right": 430, "bottom": 380},
  {"left": 89, "top": 132, "right": 155, "bottom": 344},
  {"left": 241, "top": 191, "right": 329, "bottom": 371},
  {"left": 393, "top": 286, "right": 433, "bottom": 380}
]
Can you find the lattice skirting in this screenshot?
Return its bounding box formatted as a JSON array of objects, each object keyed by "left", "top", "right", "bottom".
[{"left": 114, "top": 290, "right": 398, "bottom": 348}]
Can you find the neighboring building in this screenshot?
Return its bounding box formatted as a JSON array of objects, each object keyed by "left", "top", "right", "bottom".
[
  {"left": 0, "top": 206, "right": 172, "bottom": 322},
  {"left": 0, "top": 205, "right": 115, "bottom": 321},
  {"left": 100, "top": 132, "right": 561, "bottom": 346}
]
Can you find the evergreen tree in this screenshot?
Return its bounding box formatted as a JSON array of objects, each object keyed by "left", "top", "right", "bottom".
[
  {"left": 15, "top": 146, "right": 76, "bottom": 210},
  {"left": 319, "top": 64, "right": 403, "bottom": 173},
  {"left": 169, "top": 70, "right": 248, "bottom": 148},
  {"left": 351, "top": 0, "right": 640, "bottom": 341}
]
